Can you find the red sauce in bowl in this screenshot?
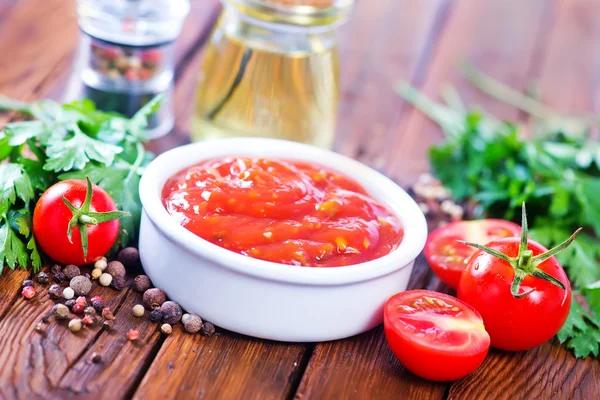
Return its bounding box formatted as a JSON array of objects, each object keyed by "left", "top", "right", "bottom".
[{"left": 161, "top": 157, "right": 403, "bottom": 267}]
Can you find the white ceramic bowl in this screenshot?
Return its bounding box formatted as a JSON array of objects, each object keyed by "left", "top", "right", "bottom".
[{"left": 138, "top": 138, "right": 427, "bottom": 342}]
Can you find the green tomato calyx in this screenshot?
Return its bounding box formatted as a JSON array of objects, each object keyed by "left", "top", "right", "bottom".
[{"left": 459, "top": 202, "right": 580, "bottom": 299}]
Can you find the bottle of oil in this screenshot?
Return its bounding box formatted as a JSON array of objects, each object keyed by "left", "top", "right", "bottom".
[{"left": 191, "top": 0, "right": 354, "bottom": 148}]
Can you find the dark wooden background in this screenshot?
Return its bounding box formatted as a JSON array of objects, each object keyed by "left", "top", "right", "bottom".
[{"left": 0, "top": 0, "right": 599, "bottom": 398}]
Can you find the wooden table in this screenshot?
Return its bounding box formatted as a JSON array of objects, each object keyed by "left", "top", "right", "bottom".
[{"left": 1, "top": 0, "right": 599, "bottom": 398}]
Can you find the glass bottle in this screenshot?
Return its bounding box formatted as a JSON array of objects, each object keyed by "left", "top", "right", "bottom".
[
  {"left": 74, "top": 0, "right": 190, "bottom": 139},
  {"left": 191, "top": 0, "right": 354, "bottom": 148}
]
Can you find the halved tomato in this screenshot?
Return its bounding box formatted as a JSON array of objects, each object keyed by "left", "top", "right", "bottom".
[
  {"left": 384, "top": 290, "right": 490, "bottom": 381},
  {"left": 424, "top": 219, "right": 521, "bottom": 289}
]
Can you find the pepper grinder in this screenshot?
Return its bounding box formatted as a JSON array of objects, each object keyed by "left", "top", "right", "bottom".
[{"left": 72, "top": 0, "right": 190, "bottom": 139}]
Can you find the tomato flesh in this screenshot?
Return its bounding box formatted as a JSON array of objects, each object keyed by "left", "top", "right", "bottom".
[
  {"left": 161, "top": 157, "right": 403, "bottom": 267},
  {"left": 384, "top": 290, "right": 490, "bottom": 381},
  {"left": 458, "top": 238, "right": 571, "bottom": 351},
  {"left": 33, "top": 180, "right": 119, "bottom": 266},
  {"left": 424, "top": 220, "right": 521, "bottom": 289}
]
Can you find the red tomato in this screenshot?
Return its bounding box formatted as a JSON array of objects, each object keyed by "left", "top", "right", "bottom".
[
  {"left": 141, "top": 49, "right": 162, "bottom": 64},
  {"left": 384, "top": 290, "right": 490, "bottom": 381},
  {"left": 424, "top": 220, "right": 521, "bottom": 289},
  {"left": 458, "top": 238, "right": 571, "bottom": 351},
  {"left": 33, "top": 180, "right": 120, "bottom": 266}
]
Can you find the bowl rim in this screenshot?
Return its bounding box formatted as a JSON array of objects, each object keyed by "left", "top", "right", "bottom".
[{"left": 139, "top": 138, "right": 427, "bottom": 285}]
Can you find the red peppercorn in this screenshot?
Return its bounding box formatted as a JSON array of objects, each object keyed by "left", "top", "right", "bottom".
[
  {"left": 127, "top": 329, "right": 140, "bottom": 341},
  {"left": 91, "top": 296, "right": 103, "bottom": 303},
  {"left": 82, "top": 315, "right": 95, "bottom": 326},
  {"left": 22, "top": 286, "right": 36, "bottom": 299},
  {"left": 73, "top": 303, "right": 85, "bottom": 314},
  {"left": 76, "top": 296, "right": 88, "bottom": 306},
  {"left": 102, "top": 307, "right": 115, "bottom": 320}
]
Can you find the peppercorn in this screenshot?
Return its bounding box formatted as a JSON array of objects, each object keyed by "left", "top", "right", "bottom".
[
  {"left": 76, "top": 296, "right": 87, "bottom": 305},
  {"left": 41, "top": 314, "right": 51, "bottom": 323},
  {"left": 73, "top": 303, "right": 86, "bottom": 314},
  {"left": 63, "top": 264, "right": 81, "bottom": 280},
  {"left": 65, "top": 299, "right": 76, "bottom": 310},
  {"left": 82, "top": 315, "right": 95, "bottom": 326},
  {"left": 54, "top": 272, "right": 67, "bottom": 283},
  {"left": 48, "top": 284, "right": 62, "bottom": 299},
  {"left": 127, "top": 329, "right": 140, "bottom": 341},
  {"left": 184, "top": 314, "right": 203, "bottom": 334},
  {"left": 102, "top": 307, "right": 115, "bottom": 320},
  {"left": 200, "top": 322, "right": 216, "bottom": 337},
  {"left": 91, "top": 352, "right": 102, "bottom": 364},
  {"left": 149, "top": 309, "right": 163, "bottom": 323},
  {"left": 84, "top": 306, "right": 96, "bottom": 316},
  {"left": 110, "top": 275, "right": 126, "bottom": 291},
  {"left": 69, "top": 319, "right": 83, "bottom": 333},
  {"left": 133, "top": 275, "right": 151, "bottom": 293},
  {"left": 118, "top": 247, "right": 140, "bottom": 270},
  {"left": 36, "top": 272, "right": 49, "bottom": 284},
  {"left": 52, "top": 304, "right": 70, "bottom": 320},
  {"left": 22, "top": 286, "right": 36, "bottom": 299},
  {"left": 91, "top": 296, "right": 103, "bottom": 303},
  {"left": 106, "top": 261, "right": 126, "bottom": 278},
  {"left": 91, "top": 268, "right": 103, "bottom": 280},
  {"left": 63, "top": 287, "right": 75, "bottom": 300},
  {"left": 181, "top": 313, "right": 191, "bottom": 325},
  {"left": 160, "top": 301, "right": 182, "bottom": 325},
  {"left": 143, "top": 288, "right": 166, "bottom": 310},
  {"left": 35, "top": 322, "right": 46, "bottom": 334},
  {"left": 92, "top": 300, "right": 105, "bottom": 313},
  {"left": 99, "top": 273, "right": 113, "bottom": 287},
  {"left": 161, "top": 324, "right": 172, "bottom": 335},
  {"left": 102, "top": 320, "right": 114, "bottom": 330},
  {"left": 94, "top": 258, "right": 108, "bottom": 271},
  {"left": 70, "top": 276, "right": 92, "bottom": 296},
  {"left": 132, "top": 304, "right": 145, "bottom": 317},
  {"left": 51, "top": 264, "right": 62, "bottom": 275},
  {"left": 22, "top": 279, "right": 33, "bottom": 288}
]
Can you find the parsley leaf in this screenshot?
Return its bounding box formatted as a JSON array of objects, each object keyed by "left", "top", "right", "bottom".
[
  {"left": 0, "top": 164, "right": 34, "bottom": 215},
  {"left": 0, "top": 222, "right": 29, "bottom": 272}
]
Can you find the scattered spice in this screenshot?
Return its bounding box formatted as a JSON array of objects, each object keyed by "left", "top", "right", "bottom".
[
  {"left": 53, "top": 272, "right": 67, "bottom": 283},
  {"left": 73, "top": 303, "right": 85, "bottom": 314},
  {"left": 91, "top": 352, "right": 102, "bottom": 364},
  {"left": 161, "top": 324, "right": 172, "bottom": 335},
  {"left": 36, "top": 272, "right": 50, "bottom": 284},
  {"left": 181, "top": 313, "right": 191, "bottom": 325},
  {"left": 99, "top": 273, "right": 113, "bottom": 287},
  {"left": 200, "top": 322, "right": 216, "bottom": 337},
  {"left": 133, "top": 275, "right": 151, "bottom": 293},
  {"left": 52, "top": 304, "right": 70, "bottom": 320},
  {"left": 91, "top": 296, "right": 103, "bottom": 303},
  {"left": 127, "top": 329, "right": 140, "bottom": 341},
  {"left": 184, "top": 315, "right": 203, "bottom": 334},
  {"left": 118, "top": 247, "right": 140, "bottom": 270},
  {"left": 143, "top": 288, "right": 165, "bottom": 310},
  {"left": 91, "top": 268, "right": 103, "bottom": 280},
  {"left": 110, "top": 275, "right": 126, "bottom": 291},
  {"left": 94, "top": 258, "right": 108, "bottom": 271},
  {"left": 63, "top": 287, "right": 75, "bottom": 300},
  {"left": 84, "top": 306, "right": 97, "bottom": 316},
  {"left": 82, "top": 315, "right": 95, "bottom": 326},
  {"left": 76, "top": 296, "right": 88, "bottom": 306},
  {"left": 51, "top": 264, "right": 62, "bottom": 275},
  {"left": 22, "top": 279, "right": 33, "bottom": 288},
  {"left": 41, "top": 314, "right": 52, "bottom": 323},
  {"left": 65, "top": 299, "right": 76, "bottom": 310},
  {"left": 160, "top": 301, "right": 182, "bottom": 324},
  {"left": 102, "top": 307, "right": 115, "bottom": 320},
  {"left": 70, "top": 276, "right": 92, "bottom": 296},
  {"left": 63, "top": 265, "right": 81, "bottom": 280},
  {"left": 106, "top": 261, "right": 126, "bottom": 278},
  {"left": 92, "top": 300, "right": 105, "bottom": 313},
  {"left": 48, "top": 284, "right": 63, "bottom": 299},
  {"left": 22, "top": 286, "right": 36, "bottom": 299},
  {"left": 132, "top": 304, "right": 145, "bottom": 317},
  {"left": 35, "top": 322, "right": 46, "bottom": 334},
  {"left": 103, "top": 320, "right": 114, "bottom": 330},
  {"left": 149, "top": 309, "right": 163, "bottom": 323},
  {"left": 69, "top": 319, "right": 83, "bottom": 333}
]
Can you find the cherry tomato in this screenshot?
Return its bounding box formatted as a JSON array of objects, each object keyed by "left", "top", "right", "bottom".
[
  {"left": 384, "top": 290, "right": 490, "bottom": 381},
  {"left": 33, "top": 180, "right": 120, "bottom": 266},
  {"left": 424, "top": 220, "right": 521, "bottom": 289},
  {"left": 458, "top": 238, "right": 571, "bottom": 351}
]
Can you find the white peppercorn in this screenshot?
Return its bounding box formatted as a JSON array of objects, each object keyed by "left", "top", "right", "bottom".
[
  {"left": 161, "top": 324, "right": 172, "bottom": 335},
  {"left": 63, "top": 287, "right": 75, "bottom": 300},
  {"left": 69, "top": 318, "right": 83, "bottom": 332},
  {"left": 94, "top": 258, "right": 108, "bottom": 271},
  {"left": 91, "top": 268, "right": 103, "bottom": 280},
  {"left": 99, "top": 273, "right": 113, "bottom": 287},
  {"left": 132, "top": 304, "right": 145, "bottom": 317}
]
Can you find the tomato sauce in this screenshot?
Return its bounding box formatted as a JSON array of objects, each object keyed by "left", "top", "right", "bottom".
[{"left": 161, "top": 157, "right": 403, "bottom": 267}]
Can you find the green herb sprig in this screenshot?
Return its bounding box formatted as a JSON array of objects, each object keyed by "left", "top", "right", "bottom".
[
  {"left": 0, "top": 95, "right": 162, "bottom": 273},
  {"left": 396, "top": 67, "right": 600, "bottom": 358}
]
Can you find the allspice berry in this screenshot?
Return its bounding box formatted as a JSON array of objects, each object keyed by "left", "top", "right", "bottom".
[
  {"left": 52, "top": 303, "right": 70, "bottom": 320},
  {"left": 48, "top": 284, "right": 62, "bottom": 299},
  {"left": 106, "top": 261, "right": 126, "bottom": 278},
  {"left": 63, "top": 264, "right": 81, "bottom": 280},
  {"left": 132, "top": 304, "right": 145, "bottom": 317},
  {"left": 161, "top": 324, "right": 172, "bottom": 335},
  {"left": 200, "top": 322, "right": 216, "bottom": 337},
  {"left": 184, "top": 315, "right": 203, "bottom": 334},
  {"left": 36, "top": 272, "right": 50, "bottom": 284},
  {"left": 110, "top": 275, "right": 126, "bottom": 291},
  {"left": 143, "top": 288, "right": 166, "bottom": 310},
  {"left": 70, "top": 276, "right": 92, "bottom": 296},
  {"left": 149, "top": 309, "right": 163, "bottom": 323},
  {"left": 118, "top": 247, "right": 140, "bottom": 270},
  {"left": 99, "top": 273, "right": 113, "bottom": 287},
  {"left": 69, "top": 318, "right": 83, "bottom": 332},
  {"left": 133, "top": 275, "right": 151, "bottom": 293},
  {"left": 160, "top": 301, "right": 182, "bottom": 325}
]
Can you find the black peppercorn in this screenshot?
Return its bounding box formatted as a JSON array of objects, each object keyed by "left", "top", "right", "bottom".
[
  {"left": 54, "top": 272, "right": 67, "bottom": 283},
  {"left": 92, "top": 300, "right": 105, "bottom": 313},
  {"left": 51, "top": 264, "right": 62, "bottom": 275},
  {"left": 22, "top": 279, "right": 34, "bottom": 288},
  {"left": 65, "top": 299, "right": 76, "bottom": 310},
  {"left": 63, "top": 264, "right": 81, "bottom": 280},
  {"left": 91, "top": 352, "right": 102, "bottom": 364},
  {"left": 110, "top": 275, "right": 127, "bottom": 291},
  {"left": 160, "top": 301, "right": 182, "bottom": 324},
  {"left": 143, "top": 288, "right": 166, "bottom": 310},
  {"left": 48, "top": 284, "right": 63, "bottom": 299},
  {"left": 106, "top": 261, "right": 126, "bottom": 278},
  {"left": 133, "top": 275, "right": 151, "bottom": 293},
  {"left": 200, "top": 322, "right": 216, "bottom": 337},
  {"left": 149, "top": 309, "right": 163, "bottom": 323},
  {"left": 117, "top": 247, "right": 140, "bottom": 270},
  {"left": 36, "top": 272, "right": 50, "bottom": 284}
]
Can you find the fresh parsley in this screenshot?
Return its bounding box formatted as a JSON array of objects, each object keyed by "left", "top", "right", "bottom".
[
  {"left": 0, "top": 95, "right": 162, "bottom": 273},
  {"left": 396, "top": 68, "right": 600, "bottom": 358}
]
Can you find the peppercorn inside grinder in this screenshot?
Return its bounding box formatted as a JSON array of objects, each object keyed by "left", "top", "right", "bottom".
[{"left": 73, "top": 0, "right": 190, "bottom": 139}]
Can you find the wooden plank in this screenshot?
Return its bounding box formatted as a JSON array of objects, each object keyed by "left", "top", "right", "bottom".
[
  {"left": 384, "top": 0, "right": 554, "bottom": 187},
  {"left": 0, "top": 268, "right": 30, "bottom": 319}
]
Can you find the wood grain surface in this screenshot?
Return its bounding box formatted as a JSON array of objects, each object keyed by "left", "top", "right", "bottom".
[{"left": 0, "top": 0, "right": 599, "bottom": 399}]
